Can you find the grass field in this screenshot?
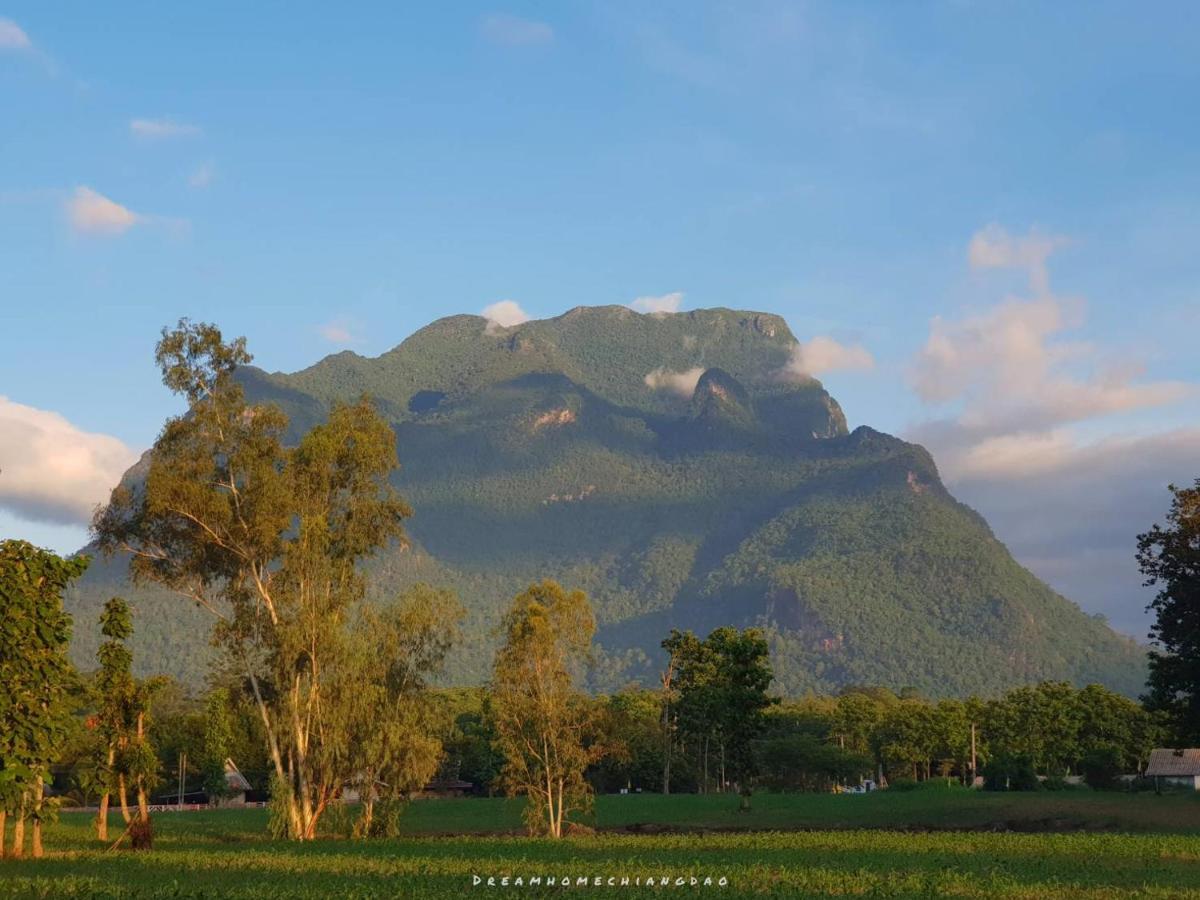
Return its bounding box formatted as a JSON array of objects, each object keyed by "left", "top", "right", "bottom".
[{"left": 3, "top": 791, "right": 1200, "bottom": 898}]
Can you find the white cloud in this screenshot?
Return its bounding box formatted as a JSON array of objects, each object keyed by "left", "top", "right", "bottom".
[
  {"left": 0, "top": 17, "right": 31, "bottom": 50},
  {"left": 481, "top": 300, "right": 530, "bottom": 329},
  {"left": 782, "top": 336, "right": 874, "bottom": 379},
  {"left": 910, "top": 292, "right": 1192, "bottom": 445},
  {"left": 630, "top": 291, "right": 684, "bottom": 315},
  {"left": 480, "top": 14, "right": 554, "bottom": 46},
  {"left": 644, "top": 366, "right": 706, "bottom": 396},
  {"left": 317, "top": 318, "right": 363, "bottom": 345},
  {"left": 967, "top": 223, "right": 1071, "bottom": 296},
  {"left": 0, "top": 397, "right": 140, "bottom": 526},
  {"left": 189, "top": 160, "right": 216, "bottom": 189},
  {"left": 66, "top": 187, "right": 140, "bottom": 236},
  {"left": 905, "top": 225, "right": 1200, "bottom": 636},
  {"left": 130, "top": 118, "right": 201, "bottom": 139}
]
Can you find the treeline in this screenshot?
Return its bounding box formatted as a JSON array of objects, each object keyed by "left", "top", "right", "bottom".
[{"left": 0, "top": 535, "right": 1173, "bottom": 857}]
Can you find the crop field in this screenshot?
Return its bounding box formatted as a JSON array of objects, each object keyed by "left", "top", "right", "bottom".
[{"left": 3, "top": 792, "right": 1200, "bottom": 898}]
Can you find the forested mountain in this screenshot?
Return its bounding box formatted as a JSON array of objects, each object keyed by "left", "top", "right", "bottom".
[{"left": 65, "top": 306, "right": 1146, "bottom": 697}]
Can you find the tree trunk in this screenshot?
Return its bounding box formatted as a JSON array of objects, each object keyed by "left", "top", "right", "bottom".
[
  {"left": 246, "top": 659, "right": 302, "bottom": 840},
  {"left": 0, "top": 809, "right": 7, "bottom": 860},
  {"left": 97, "top": 792, "right": 110, "bottom": 841},
  {"left": 97, "top": 744, "right": 115, "bottom": 840},
  {"left": 556, "top": 777, "right": 566, "bottom": 844},
  {"left": 136, "top": 713, "right": 151, "bottom": 827},
  {"left": 361, "top": 798, "right": 374, "bottom": 837},
  {"left": 31, "top": 777, "right": 44, "bottom": 858},
  {"left": 118, "top": 773, "right": 132, "bottom": 824},
  {"left": 11, "top": 793, "right": 25, "bottom": 858}
]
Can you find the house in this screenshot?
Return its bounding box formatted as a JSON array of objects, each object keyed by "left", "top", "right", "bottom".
[
  {"left": 412, "top": 779, "right": 474, "bottom": 799},
  {"left": 221, "top": 758, "right": 252, "bottom": 806},
  {"left": 1145, "top": 749, "right": 1200, "bottom": 791}
]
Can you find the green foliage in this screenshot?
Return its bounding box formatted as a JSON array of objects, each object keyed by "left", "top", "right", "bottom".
[
  {"left": 266, "top": 772, "right": 296, "bottom": 841},
  {"left": 439, "top": 688, "right": 504, "bottom": 795},
  {"left": 662, "top": 627, "right": 774, "bottom": 802},
  {"left": 0, "top": 540, "right": 87, "bottom": 824},
  {"left": 491, "top": 581, "right": 607, "bottom": 837},
  {"left": 982, "top": 754, "right": 1042, "bottom": 792},
  {"left": 201, "top": 688, "right": 235, "bottom": 800},
  {"left": 756, "top": 734, "right": 872, "bottom": 792},
  {"left": 1080, "top": 744, "right": 1125, "bottom": 791},
  {"left": 1140, "top": 479, "right": 1200, "bottom": 743}
]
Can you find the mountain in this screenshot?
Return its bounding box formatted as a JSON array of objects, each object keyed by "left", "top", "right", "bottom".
[{"left": 64, "top": 306, "right": 1147, "bottom": 698}]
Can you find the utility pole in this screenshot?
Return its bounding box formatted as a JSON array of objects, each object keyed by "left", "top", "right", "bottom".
[{"left": 178, "top": 752, "right": 187, "bottom": 807}]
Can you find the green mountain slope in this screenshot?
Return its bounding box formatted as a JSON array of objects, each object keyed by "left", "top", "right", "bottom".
[{"left": 64, "top": 306, "right": 1146, "bottom": 697}]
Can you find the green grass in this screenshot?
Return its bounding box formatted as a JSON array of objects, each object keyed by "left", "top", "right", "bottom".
[
  {"left": 396, "top": 788, "right": 1200, "bottom": 835},
  {"left": 3, "top": 792, "right": 1200, "bottom": 898}
]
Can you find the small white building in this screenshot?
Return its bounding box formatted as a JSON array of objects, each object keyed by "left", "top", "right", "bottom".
[{"left": 1145, "top": 749, "right": 1200, "bottom": 790}]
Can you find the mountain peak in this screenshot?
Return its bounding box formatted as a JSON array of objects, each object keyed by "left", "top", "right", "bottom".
[{"left": 67, "top": 305, "right": 1147, "bottom": 698}]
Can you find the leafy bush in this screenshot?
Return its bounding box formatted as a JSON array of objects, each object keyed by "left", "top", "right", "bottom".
[
  {"left": 1081, "top": 744, "right": 1124, "bottom": 791},
  {"left": 982, "top": 754, "right": 1042, "bottom": 791},
  {"left": 888, "top": 778, "right": 920, "bottom": 792}
]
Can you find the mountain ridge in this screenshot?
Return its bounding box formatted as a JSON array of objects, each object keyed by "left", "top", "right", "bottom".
[{"left": 64, "top": 306, "right": 1146, "bottom": 698}]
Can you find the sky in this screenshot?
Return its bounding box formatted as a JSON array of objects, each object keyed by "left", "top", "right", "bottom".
[{"left": 1, "top": 1, "right": 1197, "bottom": 638}]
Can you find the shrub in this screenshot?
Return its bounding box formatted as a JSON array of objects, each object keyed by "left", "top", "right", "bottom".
[
  {"left": 1081, "top": 745, "right": 1124, "bottom": 791},
  {"left": 888, "top": 778, "right": 920, "bottom": 792},
  {"left": 982, "top": 754, "right": 1041, "bottom": 792}
]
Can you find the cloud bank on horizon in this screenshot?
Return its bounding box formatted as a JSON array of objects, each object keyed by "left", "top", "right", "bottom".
[{"left": 904, "top": 225, "right": 1198, "bottom": 636}]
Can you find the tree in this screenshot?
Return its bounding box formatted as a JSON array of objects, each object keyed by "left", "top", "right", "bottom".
[
  {"left": 1075, "top": 683, "right": 1160, "bottom": 773},
  {"left": 94, "top": 596, "right": 133, "bottom": 842},
  {"left": 1139, "top": 480, "right": 1200, "bottom": 743},
  {"left": 831, "top": 689, "right": 893, "bottom": 762},
  {"left": 983, "top": 682, "right": 1082, "bottom": 776},
  {"left": 440, "top": 688, "right": 504, "bottom": 796},
  {"left": 705, "top": 627, "right": 774, "bottom": 809},
  {"left": 93, "top": 320, "right": 417, "bottom": 840},
  {"left": 201, "top": 688, "right": 235, "bottom": 805},
  {"left": 874, "top": 701, "right": 936, "bottom": 781},
  {"left": 661, "top": 627, "right": 774, "bottom": 806},
  {"left": 0, "top": 541, "right": 87, "bottom": 859},
  {"left": 491, "top": 581, "right": 608, "bottom": 838},
  {"left": 661, "top": 630, "right": 718, "bottom": 793},
  {"left": 589, "top": 688, "right": 663, "bottom": 794},
  {"left": 93, "top": 596, "right": 160, "bottom": 849},
  {"left": 338, "top": 584, "right": 461, "bottom": 837}
]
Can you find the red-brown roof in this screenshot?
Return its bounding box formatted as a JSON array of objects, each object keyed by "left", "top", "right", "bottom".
[{"left": 1146, "top": 748, "right": 1200, "bottom": 777}]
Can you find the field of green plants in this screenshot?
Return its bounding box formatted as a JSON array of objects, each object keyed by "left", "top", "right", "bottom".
[{"left": 4, "top": 792, "right": 1200, "bottom": 898}]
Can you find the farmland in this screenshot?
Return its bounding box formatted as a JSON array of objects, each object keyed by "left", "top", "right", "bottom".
[{"left": 3, "top": 792, "right": 1200, "bottom": 898}]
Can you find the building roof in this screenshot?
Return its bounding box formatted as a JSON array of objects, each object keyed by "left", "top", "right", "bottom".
[
  {"left": 1145, "top": 748, "right": 1200, "bottom": 777},
  {"left": 224, "top": 758, "right": 252, "bottom": 792}
]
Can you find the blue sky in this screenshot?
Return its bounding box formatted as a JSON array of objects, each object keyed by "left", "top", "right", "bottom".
[{"left": 1, "top": 1, "right": 1197, "bottom": 635}]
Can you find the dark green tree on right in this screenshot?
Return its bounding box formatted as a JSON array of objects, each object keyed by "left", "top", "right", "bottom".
[{"left": 1140, "top": 480, "right": 1200, "bottom": 743}]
